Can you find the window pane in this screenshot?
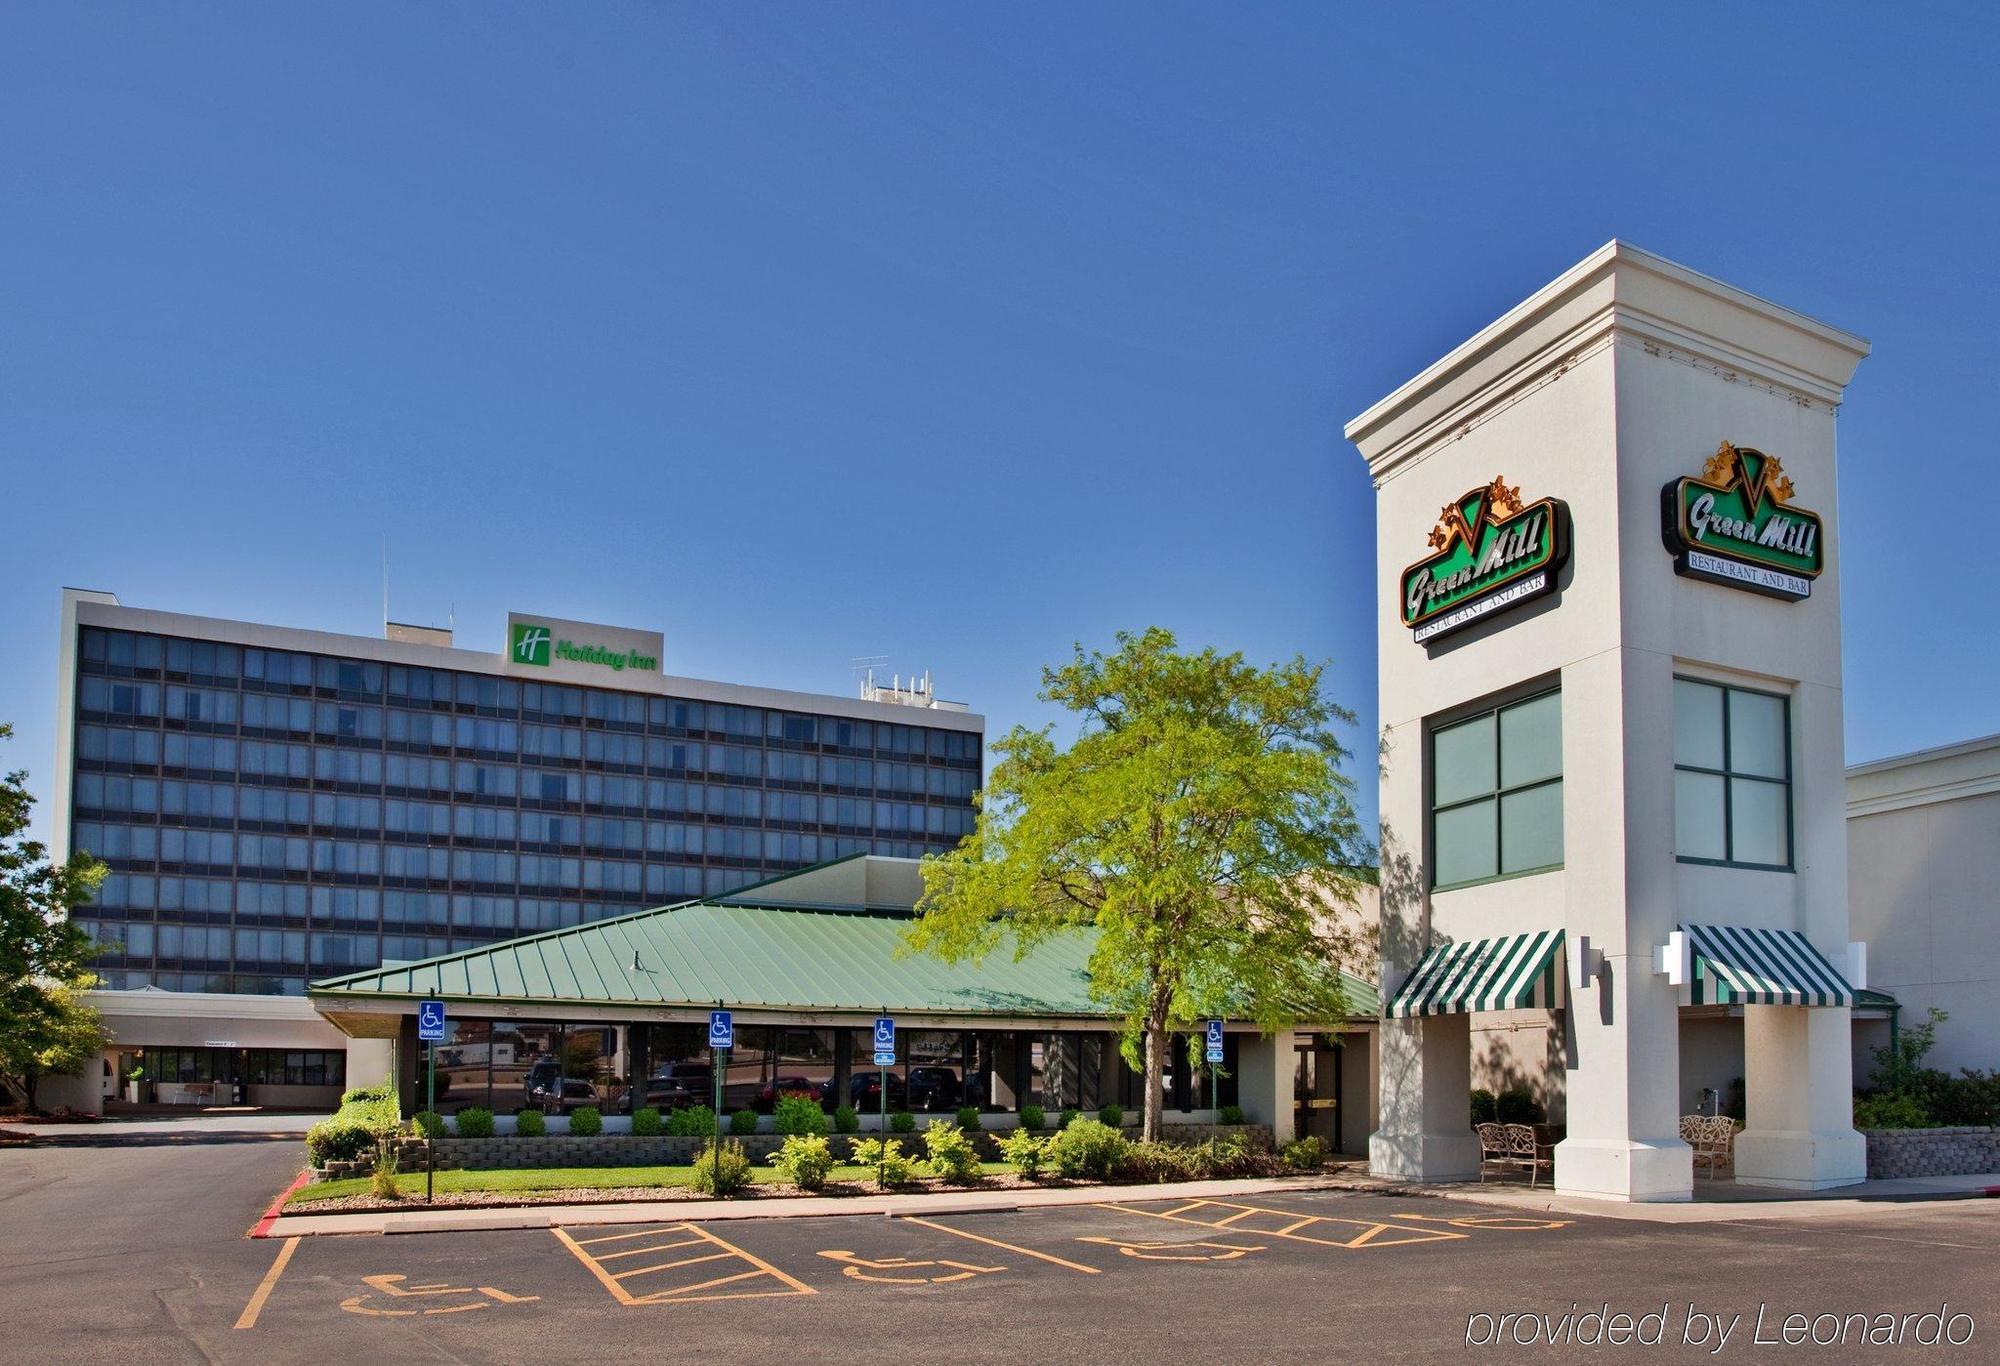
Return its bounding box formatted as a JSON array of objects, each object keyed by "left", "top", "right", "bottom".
[
  {"left": 1728, "top": 690, "right": 1788, "bottom": 780},
  {"left": 1674, "top": 680, "right": 1724, "bottom": 770},
  {"left": 1730, "top": 778, "right": 1789, "bottom": 866},
  {"left": 1434, "top": 799, "right": 1498, "bottom": 887},
  {"left": 1499, "top": 780, "right": 1563, "bottom": 874},
  {"left": 1433, "top": 714, "right": 1496, "bottom": 807},
  {"left": 1675, "top": 770, "right": 1727, "bottom": 861},
  {"left": 1499, "top": 693, "right": 1562, "bottom": 788}
]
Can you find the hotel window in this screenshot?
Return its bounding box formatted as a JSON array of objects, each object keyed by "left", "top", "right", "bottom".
[
  {"left": 1430, "top": 690, "right": 1563, "bottom": 889},
  {"left": 1674, "top": 678, "right": 1790, "bottom": 869}
]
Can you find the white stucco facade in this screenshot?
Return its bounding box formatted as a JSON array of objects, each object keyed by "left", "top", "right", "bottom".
[{"left": 1347, "top": 242, "right": 1871, "bottom": 1200}]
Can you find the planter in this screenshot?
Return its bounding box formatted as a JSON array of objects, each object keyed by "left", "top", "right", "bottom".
[{"left": 125, "top": 1082, "right": 145, "bottom": 1104}]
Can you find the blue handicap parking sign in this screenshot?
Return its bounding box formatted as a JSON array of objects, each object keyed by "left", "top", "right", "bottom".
[
  {"left": 418, "top": 1000, "right": 447, "bottom": 1042},
  {"left": 873, "top": 1015, "right": 895, "bottom": 1049},
  {"left": 1205, "top": 1019, "right": 1224, "bottom": 1062},
  {"left": 708, "top": 1009, "right": 734, "bottom": 1050}
]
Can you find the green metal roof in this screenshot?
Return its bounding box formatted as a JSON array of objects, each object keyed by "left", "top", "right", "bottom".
[{"left": 309, "top": 895, "right": 1379, "bottom": 1022}]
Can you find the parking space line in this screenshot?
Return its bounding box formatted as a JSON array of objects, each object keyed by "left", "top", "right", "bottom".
[
  {"left": 1097, "top": 1200, "right": 1470, "bottom": 1250},
  {"left": 233, "top": 1236, "right": 299, "bottom": 1330},
  {"left": 554, "top": 1223, "right": 816, "bottom": 1306},
  {"left": 610, "top": 1251, "right": 733, "bottom": 1280},
  {"left": 595, "top": 1237, "right": 707, "bottom": 1262},
  {"left": 898, "top": 1215, "right": 1102, "bottom": 1274}
]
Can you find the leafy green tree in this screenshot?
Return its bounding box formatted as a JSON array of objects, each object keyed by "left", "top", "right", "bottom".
[
  {"left": 908, "top": 628, "right": 1371, "bottom": 1142},
  {"left": 0, "top": 725, "right": 110, "bottom": 1110}
]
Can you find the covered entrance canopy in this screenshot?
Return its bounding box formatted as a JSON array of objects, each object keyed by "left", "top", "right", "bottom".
[
  {"left": 1384, "top": 929, "right": 1564, "bottom": 1018},
  {"left": 1681, "top": 923, "right": 1855, "bottom": 1008}
]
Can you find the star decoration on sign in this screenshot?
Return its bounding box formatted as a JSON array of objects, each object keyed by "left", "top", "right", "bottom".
[{"left": 1486, "top": 477, "right": 1522, "bottom": 518}]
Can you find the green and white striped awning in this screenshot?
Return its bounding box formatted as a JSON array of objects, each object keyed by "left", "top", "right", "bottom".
[
  {"left": 1385, "top": 930, "right": 1564, "bottom": 1018},
  {"left": 1684, "top": 923, "right": 1854, "bottom": 1007}
]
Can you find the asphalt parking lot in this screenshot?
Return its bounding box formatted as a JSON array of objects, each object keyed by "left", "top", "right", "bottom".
[{"left": 4, "top": 1134, "right": 1997, "bottom": 1364}]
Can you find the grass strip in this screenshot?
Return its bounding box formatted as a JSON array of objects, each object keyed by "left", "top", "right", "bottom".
[{"left": 289, "top": 1161, "right": 1017, "bottom": 1204}]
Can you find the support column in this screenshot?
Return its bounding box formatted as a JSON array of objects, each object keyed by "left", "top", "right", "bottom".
[
  {"left": 1368, "top": 1013, "right": 1477, "bottom": 1180},
  {"left": 1554, "top": 950, "right": 1693, "bottom": 1201},
  {"left": 1238, "top": 1030, "right": 1297, "bottom": 1146},
  {"left": 1735, "top": 1005, "right": 1866, "bottom": 1190}
]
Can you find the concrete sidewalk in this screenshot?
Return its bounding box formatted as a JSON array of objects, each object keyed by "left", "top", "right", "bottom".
[
  {"left": 261, "top": 1166, "right": 2000, "bottom": 1238},
  {"left": 2, "top": 1110, "right": 323, "bottom": 1142},
  {"left": 1379, "top": 1171, "right": 2000, "bottom": 1223},
  {"left": 264, "top": 1174, "right": 1354, "bottom": 1238}
]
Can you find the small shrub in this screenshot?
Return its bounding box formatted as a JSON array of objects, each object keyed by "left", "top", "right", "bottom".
[
  {"left": 342, "top": 1084, "right": 390, "bottom": 1107},
  {"left": 690, "top": 1139, "right": 753, "bottom": 1197},
  {"left": 999, "top": 1127, "right": 1047, "bottom": 1178},
  {"left": 453, "top": 1107, "right": 495, "bottom": 1139},
  {"left": 306, "top": 1120, "right": 375, "bottom": 1167},
  {"left": 1124, "top": 1140, "right": 1197, "bottom": 1183},
  {"left": 889, "top": 1109, "right": 916, "bottom": 1134},
  {"left": 1495, "top": 1086, "right": 1544, "bottom": 1125},
  {"left": 514, "top": 1107, "right": 546, "bottom": 1137},
  {"left": 774, "top": 1093, "right": 829, "bottom": 1137},
  {"left": 666, "top": 1104, "right": 716, "bottom": 1138},
  {"left": 955, "top": 1105, "right": 981, "bottom": 1132},
  {"left": 370, "top": 1145, "right": 401, "bottom": 1200},
  {"left": 1854, "top": 1092, "right": 1931, "bottom": 1129},
  {"left": 768, "top": 1133, "right": 837, "bottom": 1191},
  {"left": 729, "top": 1109, "right": 760, "bottom": 1136},
  {"left": 1018, "top": 1103, "right": 1045, "bottom": 1131},
  {"left": 1469, "top": 1088, "right": 1498, "bottom": 1125},
  {"left": 568, "top": 1105, "right": 603, "bottom": 1137},
  {"left": 411, "top": 1110, "right": 445, "bottom": 1140},
  {"left": 1218, "top": 1104, "right": 1245, "bottom": 1126},
  {"left": 631, "top": 1106, "right": 664, "bottom": 1137},
  {"left": 1049, "top": 1118, "right": 1131, "bottom": 1181},
  {"left": 1281, "top": 1135, "right": 1328, "bottom": 1171},
  {"left": 922, "top": 1118, "right": 982, "bottom": 1184},
  {"left": 851, "top": 1136, "right": 919, "bottom": 1188},
  {"left": 833, "top": 1104, "right": 860, "bottom": 1134},
  {"left": 1097, "top": 1104, "right": 1124, "bottom": 1128},
  {"left": 1058, "top": 1107, "right": 1080, "bottom": 1130}
]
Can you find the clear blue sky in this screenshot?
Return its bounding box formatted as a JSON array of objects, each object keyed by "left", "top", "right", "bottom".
[{"left": 4, "top": 5, "right": 1997, "bottom": 846}]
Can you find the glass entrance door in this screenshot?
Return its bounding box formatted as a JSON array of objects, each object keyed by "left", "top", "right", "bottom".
[{"left": 1293, "top": 1036, "right": 1342, "bottom": 1148}]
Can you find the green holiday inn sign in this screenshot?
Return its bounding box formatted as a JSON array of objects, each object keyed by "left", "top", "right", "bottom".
[
  {"left": 1400, "top": 476, "right": 1569, "bottom": 644},
  {"left": 509, "top": 621, "right": 658, "bottom": 673},
  {"left": 1660, "top": 442, "right": 1823, "bottom": 601}
]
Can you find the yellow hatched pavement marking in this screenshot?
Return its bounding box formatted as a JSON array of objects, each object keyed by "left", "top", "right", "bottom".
[
  {"left": 1097, "top": 1199, "right": 1469, "bottom": 1250},
  {"left": 898, "top": 1215, "right": 1102, "bottom": 1274},
  {"left": 554, "top": 1223, "right": 816, "bottom": 1306}
]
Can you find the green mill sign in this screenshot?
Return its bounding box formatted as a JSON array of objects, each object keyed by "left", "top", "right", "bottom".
[
  {"left": 509, "top": 621, "right": 659, "bottom": 673},
  {"left": 1661, "top": 442, "right": 1823, "bottom": 600},
  {"left": 1400, "top": 476, "right": 1569, "bottom": 644}
]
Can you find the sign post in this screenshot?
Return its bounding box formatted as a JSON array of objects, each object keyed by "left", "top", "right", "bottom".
[
  {"left": 708, "top": 1008, "right": 734, "bottom": 1186},
  {"left": 418, "top": 1000, "right": 447, "bottom": 1202},
  {"left": 1204, "top": 1020, "right": 1224, "bottom": 1115},
  {"left": 873, "top": 1015, "right": 896, "bottom": 1187}
]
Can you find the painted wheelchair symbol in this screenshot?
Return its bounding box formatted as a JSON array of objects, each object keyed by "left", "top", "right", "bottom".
[
  {"left": 817, "top": 1250, "right": 1003, "bottom": 1285},
  {"left": 339, "top": 1273, "right": 538, "bottom": 1317}
]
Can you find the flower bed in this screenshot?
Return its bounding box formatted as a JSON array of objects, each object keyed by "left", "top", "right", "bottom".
[{"left": 309, "top": 1120, "right": 1273, "bottom": 1181}]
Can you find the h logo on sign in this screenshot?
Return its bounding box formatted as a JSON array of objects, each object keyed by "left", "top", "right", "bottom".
[{"left": 510, "top": 623, "right": 551, "bottom": 667}]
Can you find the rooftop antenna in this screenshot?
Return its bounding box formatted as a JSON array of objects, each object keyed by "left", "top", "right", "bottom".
[
  {"left": 380, "top": 535, "right": 390, "bottom": 634},
  {"left": 851, "top": 655, "right": 890, "bottom": 699}
]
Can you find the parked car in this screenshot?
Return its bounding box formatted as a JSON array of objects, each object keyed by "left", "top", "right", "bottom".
[
  {"left": 905, "top": 1066, "right": 962, "bottom": 1111},
  {"left": 755, "top": 1075, "right": 826, "bottom": 1113},
  {"left": 848, "top": 1071, "right": 907, "bottom": 1110},
  {"left": 523, "top": 1059, "right": 601, "bottom": 1112},
  {"left": 627, "top": 1063, "right": 713, "bottom": 1113}
]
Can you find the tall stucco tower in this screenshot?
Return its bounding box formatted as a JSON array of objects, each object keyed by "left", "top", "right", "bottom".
[{"left": 1346, "top": 242, "right": 1870, "bottom": 1200}]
